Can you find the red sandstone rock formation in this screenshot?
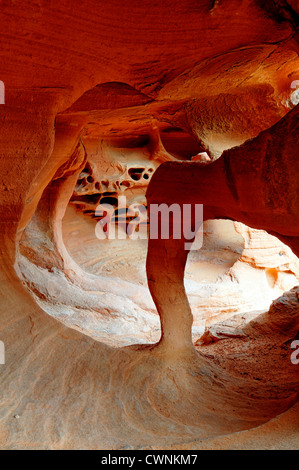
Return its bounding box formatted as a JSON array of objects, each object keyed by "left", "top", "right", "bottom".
[
  {"left": 0, "top": 0, "right": 298, "bottom": 450},
  {"left": 146, "top": 105, "right": 299, "bottom": 351}
]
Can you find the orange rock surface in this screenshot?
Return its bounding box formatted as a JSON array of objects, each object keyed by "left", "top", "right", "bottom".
[{"left": 0, "top": 0, "right": 298, "bottom": 449}]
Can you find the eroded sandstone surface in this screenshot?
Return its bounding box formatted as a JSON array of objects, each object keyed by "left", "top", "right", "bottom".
[{"left": 0, "top": 0, "right": 298, "bottom": 450}]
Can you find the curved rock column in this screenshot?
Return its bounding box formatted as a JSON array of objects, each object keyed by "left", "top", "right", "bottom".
[{"left": 146, "top": 105, "right": 299, "bottom": 352}]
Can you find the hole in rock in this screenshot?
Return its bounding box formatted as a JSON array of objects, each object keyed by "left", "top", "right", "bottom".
[
  {"left": 160, "top": 127, "right": 206, "bottom": 160},
  {"left": 63, "top": 191, "right": 299, "bottom": 348},
  {"left": 100, "top": 196, "right": 118, "bottom": 206},
  {"left": 62, "top": 201, "right": 253, "bottom": 338},
  {"left": 15, "top": 112, "right": 299, "bottom": 445},
  {"left": 18, "top": 126, "right": 299, "bottom": 352},
  {"left": 71, "top": 193, "right": 101, "bottom": 206},
  {"left": 128, "top": 168, "right": 145, "bottom": 181},
  {"left": 6, "top": 5, "right": 299, "bottom": 447}
]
